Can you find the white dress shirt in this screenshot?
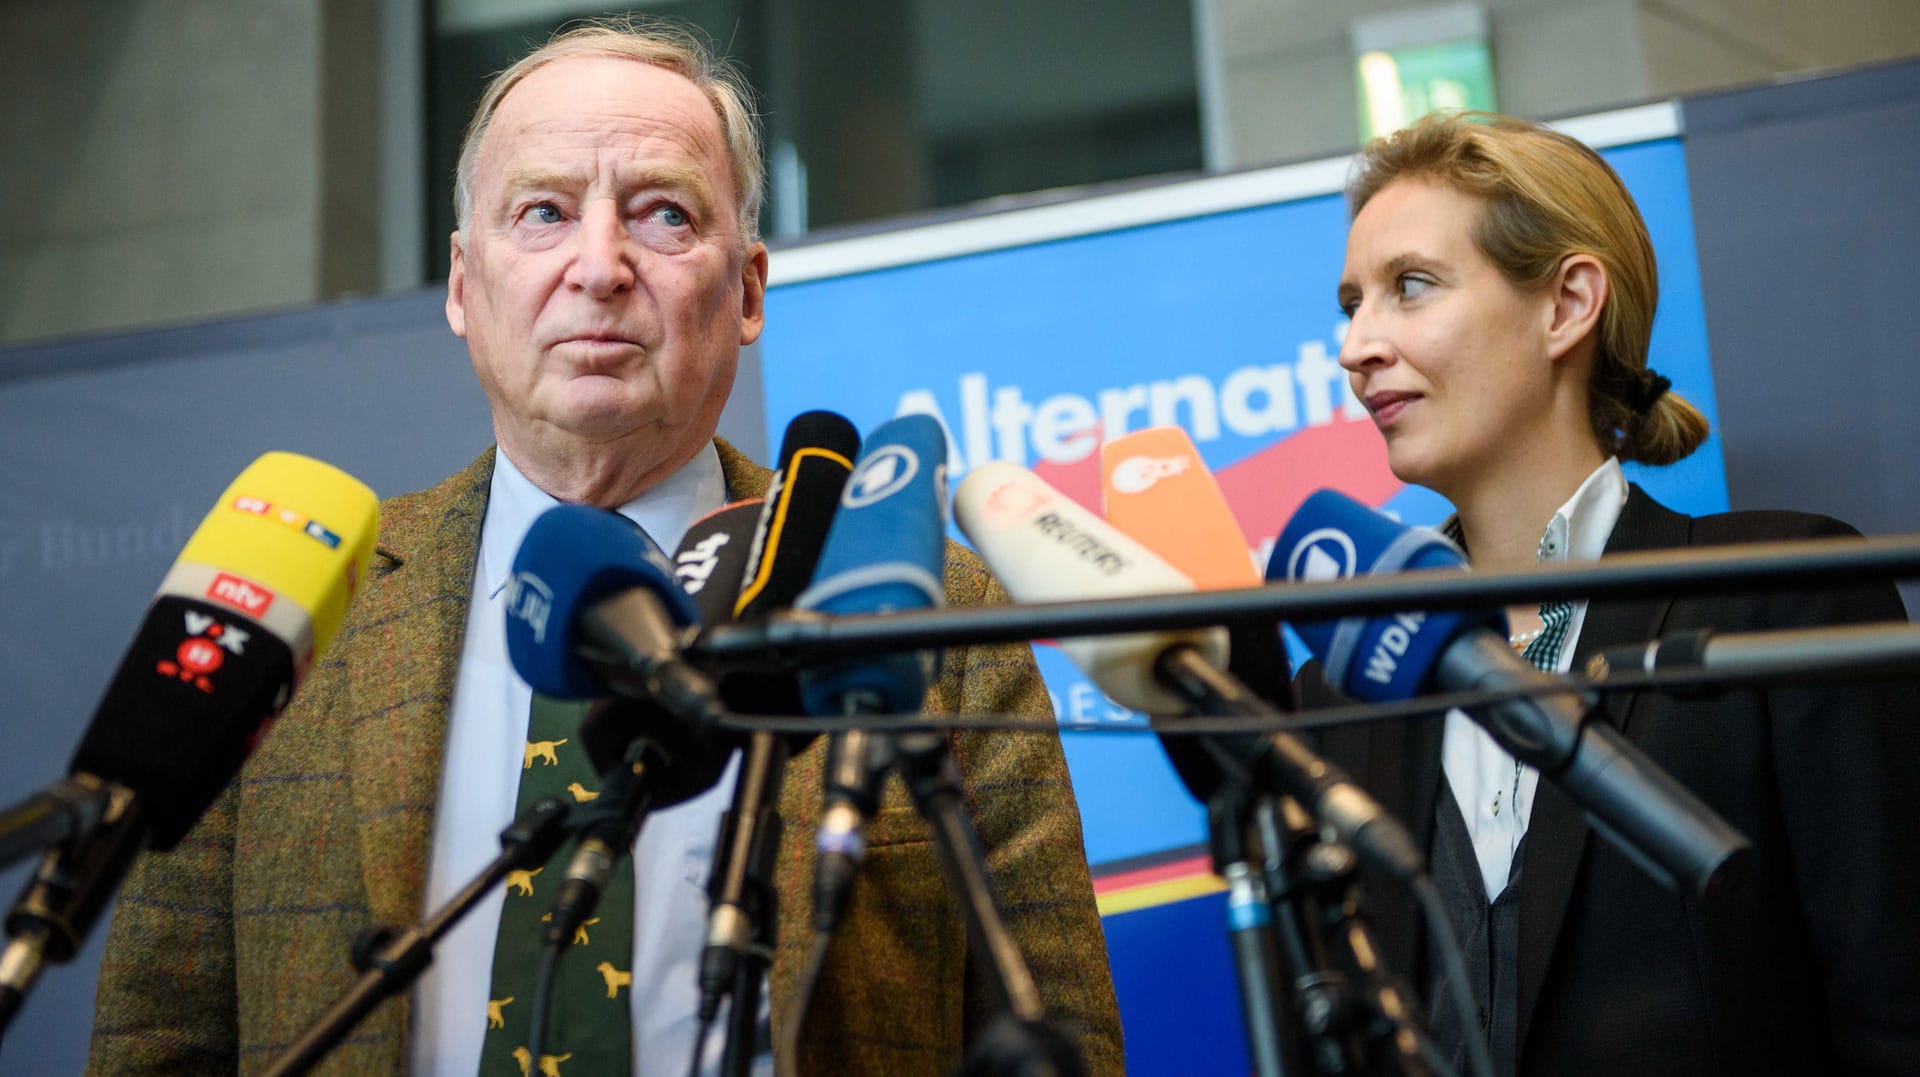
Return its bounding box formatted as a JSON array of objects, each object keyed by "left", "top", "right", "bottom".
[
  {"left": 410, "top": 445, "right": 769, "bottom": 1075},
  {"left": 1441, "top": 458, "right": 1628, "bottom": 901}
]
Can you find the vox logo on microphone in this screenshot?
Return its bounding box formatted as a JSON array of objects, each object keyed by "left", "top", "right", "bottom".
[
  {"left": 206, "top": 572, "right": 276, "bottom": 618},
  {"left": 1285, "top": 528, "right": 1358, "bottom": 583},
  {"left": 156, "top": 609, "right": 253, "bottom": 692},
  {"left": 505, "top": 571, "right": 554, "bottom": 644},
  {"left": 842, "top": 445, "right": 920, "bottom": 508}
]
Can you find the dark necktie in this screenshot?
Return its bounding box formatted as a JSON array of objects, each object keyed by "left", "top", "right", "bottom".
[{"left": 478, "top": 693, "right": 635, "bottom": 1077}]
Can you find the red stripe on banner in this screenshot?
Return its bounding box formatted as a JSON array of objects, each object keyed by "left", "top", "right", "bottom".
[
  {"left": 1215, "top": 413, "right": 1401, "bottom": 544},
  {"left": 1092, "top": 852, "right": 1214, "bottom": 896}
]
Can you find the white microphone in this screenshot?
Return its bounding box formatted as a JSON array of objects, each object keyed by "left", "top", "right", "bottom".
[{"left": 952, "top": 461, "right": 1228, "bottom": 714}]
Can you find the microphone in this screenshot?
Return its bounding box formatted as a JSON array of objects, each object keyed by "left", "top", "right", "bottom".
[
  {"left": 1098, "top": 426, "right": 1304, "bottom": 793},
  {"left": 734, "top": 411, "right": 861, "bottom": 622},
  {"left": 2, "top": 452, "right": 378, "bottom": 1021},
  {"left": 1271, "top": 489, "right": 1752, "bottom": 899},
  {"left": 675, "top": 500, "right": 766, "bottom": 623},
  {"left": 794, "top": 413, "right": 950, "bottom": 936},
  {"left": 695, "top": 412, "right": 857, "bottom": 1058},
  {"left": 503, "top": 503, "right": 723, "bottom": 728},
  {"left": 954, "top": 461, "right": 1226, "bottom": 713},
  {"left": 956, "top": 463, "right": 1423, "bottom": 881},
  {"left": 541, "top": 697, "right": 734, "bottom": 946}
]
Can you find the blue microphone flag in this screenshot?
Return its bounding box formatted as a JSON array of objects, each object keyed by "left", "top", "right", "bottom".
[
  {"left": 506, "top": 504, "right": 697, "bottom": 699},
  {"left": 795, "top": 414, "right": 950, "bottom": 714},
  {"left": 1268, "top": 489, "right": 1503, "bottom": 701}
]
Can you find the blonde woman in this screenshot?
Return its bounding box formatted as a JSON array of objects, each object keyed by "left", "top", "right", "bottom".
[{"left": 1313, "top": 112, "right": 1920, "bottom": 1076}]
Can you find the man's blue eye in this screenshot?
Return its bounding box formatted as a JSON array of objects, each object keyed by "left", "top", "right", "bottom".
[
  {"left": 657, "top": 206, "right": 687, "bottom": 227},
  {"left": 531, "top": 203, "right": 562, "bottom": 224},
  {"left": 1398, "top": 275, "right": 1432, "bottom": 299}
]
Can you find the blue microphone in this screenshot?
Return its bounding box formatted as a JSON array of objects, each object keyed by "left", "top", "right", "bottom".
[
  {"left": 794, "top": 413, "right": 950, "bottom": 716},
  {"left": 1273, "top": 489, "right": 1495, "bottom": 703},
  {"left": 1269, "top": 489, "right": 1750, "bottom": 899},
  {"left": 505, "top": 504, "right": 718, "bottom": 726},
  {"left": 792, "top": 413, "right": 949, "bottom": 937}
]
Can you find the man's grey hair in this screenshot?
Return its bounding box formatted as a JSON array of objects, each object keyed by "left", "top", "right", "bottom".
[{"left": 452, "top": 16, "right": 764, "bottom": 244}]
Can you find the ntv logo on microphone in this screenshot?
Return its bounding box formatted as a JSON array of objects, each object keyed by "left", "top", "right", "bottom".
[{"left": 505, "top": 571, "right": 553, "bottom": 644}]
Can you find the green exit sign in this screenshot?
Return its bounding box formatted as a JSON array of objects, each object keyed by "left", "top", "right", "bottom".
[{"left": 1351, "top": 6, "right": 1497, "bottom": 140}]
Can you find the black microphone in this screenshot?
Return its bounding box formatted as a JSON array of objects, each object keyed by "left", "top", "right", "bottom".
[
  {"left": 1, "top": 453, "right": 378, "bottom": 1027},
  {"left": 1272, "top": 490, "right": 1752, "bottom": 900},
  {"left": 697, "top": 412, "right": 859, "bottom": 1047},
  {"left": 541, "top": 698, "right": 733, "bottom": 947}
]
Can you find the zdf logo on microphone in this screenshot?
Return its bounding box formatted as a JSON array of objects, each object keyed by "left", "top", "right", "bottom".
[
  {"left": 1108, "top": 455, "right": 1189, "bottom": 495},
  {"left": 842, "top": 446, "right": 920, "bottom": 508}
]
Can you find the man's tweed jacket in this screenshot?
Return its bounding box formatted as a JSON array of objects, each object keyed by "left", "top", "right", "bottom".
[{"left": 88, "top": 443, "right": 1125, "bottom": 1075}]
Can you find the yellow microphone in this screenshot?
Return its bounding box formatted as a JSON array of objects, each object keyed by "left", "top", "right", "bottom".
[{"left": 2, "top": 453, "right": 376, "bottom": 1017}]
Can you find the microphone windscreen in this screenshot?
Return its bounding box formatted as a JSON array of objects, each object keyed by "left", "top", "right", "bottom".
[
  {"left": 578, "top": 697, "right": 732, "bottom": 809},
  {"left": 68, "top": 452, "right": 379, "bottom": 849},
  {"left": 507, "top": 504, "right": 696, "bottom": 700},
  {"left": 734, "top": 411, "right": 860, "bottom": 622},
  {"left": 1099, "top": 426, "right": 1295, "bottom": 707},
  {"left": 1268, "top": 488, "right": 1499, "bottom": 701},
  {"left": 795, "top": 414, "right": 949, "bottom": 715},
  {"left": 954, "top": 461, "right": 1227, "bottom": 714},
  {"left": 674, "top": 499, "right": 764, "bottom": 625},
  {"left": 1101, "top": 426, "right": 1257, "bottom": 588}
]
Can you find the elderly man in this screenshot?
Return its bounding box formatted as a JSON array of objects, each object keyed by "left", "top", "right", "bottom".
[{"left": 88, "top": 19, "right": 1121, "bottom": 1076}]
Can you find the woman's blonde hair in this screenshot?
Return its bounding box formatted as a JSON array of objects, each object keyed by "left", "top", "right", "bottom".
[
  {"left": 453, "top": 15, "right": 764, "bottom": 244},
  {"left": 1349, "top": 111, "right": 1707, "bottom": 465}
]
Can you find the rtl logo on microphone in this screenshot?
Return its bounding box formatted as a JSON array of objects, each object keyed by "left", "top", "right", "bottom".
[{"left": 206, "top": 572, "right": 276, "bottom": 618}]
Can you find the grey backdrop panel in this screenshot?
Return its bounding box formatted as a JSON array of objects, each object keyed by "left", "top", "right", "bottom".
[
  {"left": 0, "top": 288, "right": 766, "bottom": 1073},
  {"left": 1680, "top": 59, "right": 1920, "bottom": 609}
]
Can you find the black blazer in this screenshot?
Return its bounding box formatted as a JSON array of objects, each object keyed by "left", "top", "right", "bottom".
[{"left": 1307, "top": 486, "right": 1920, "bottom": 1075}]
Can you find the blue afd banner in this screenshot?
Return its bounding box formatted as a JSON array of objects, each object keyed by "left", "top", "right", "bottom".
[{"left": 761, "top": 134, "right": 1725, "bottom": 1074}]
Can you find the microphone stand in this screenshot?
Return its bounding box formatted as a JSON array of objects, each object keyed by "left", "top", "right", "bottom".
[
  {"left": 0, "top": 775, "right": 123, "bottom": 872},
  {"left": 1, "top": 779, "right": 144, "bottom": 1036},
  {"left": 694, "top": 532, "right": 1920, "bottom": 668},
  {"left": 700, "top": 731, "right": 788, "bottom": 1077},
  {"left": 1256, "top": 800, "right": 1441, "bottom": 1077},
  {"left": 887, "top": 731, "right": 1086, "bottom": 1077},
  {"left": 1156, "top": 648, "right": 1443, "bottom": 1077},
  {"left": 259, "top": 798, "right": 574, "bottom": 1077}
]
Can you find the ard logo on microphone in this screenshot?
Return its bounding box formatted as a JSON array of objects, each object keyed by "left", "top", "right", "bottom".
[
  {"left": 506, "top": 571, "right": 554, "bottom": 644},
  {"left": 1285, "top": 528, "right": 1358, "bottom": 583},
  {"left": 842, "top": 446, "right": 919, "bottom": 508}
]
